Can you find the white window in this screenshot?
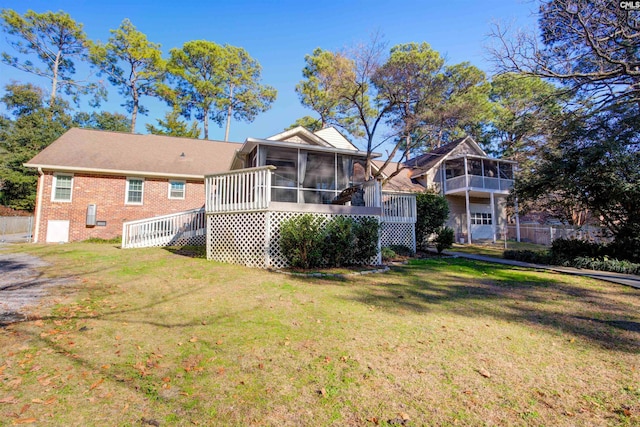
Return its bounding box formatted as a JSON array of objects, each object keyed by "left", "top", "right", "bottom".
[
  {"left": 168, "top": 180, "right": 185, "bottom": 199},
  {"left": 471, "top": 212, "right": 492, "bottom": 225},
  {"left": 52, "top": 174, "right": 73, "bottom": 202},
  {"left": 126, "top": 178, "right": 144, "bottom": 205}
]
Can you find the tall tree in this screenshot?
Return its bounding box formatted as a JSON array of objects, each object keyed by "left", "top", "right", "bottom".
[
  {"left": 490, "top": 0, "right": 640, "bottom": 110},
  {"left": 0, "top": 9, "right": 102, "bottom": 106},
  {"left": 296, "top": 36, "right": 398, "bottom": 178},
  {"left": 485, "top": 73, "right": 562, "bottom": 163},
  {"left": 164, "top": 40, "right": 224, "bottom": 140},
  {"left": 214, "top": 45, "right": 276, "bottom": 141},
  {"left": 286, "top": 116, "right": 323, "bottom": 132},
  {"left": 89, "top": 19, "right": 165, "bottom": 133},
  {"left": 295, "top": 48, "right": 359, "bottom": 133},
  {"left": 492, "top": 0, "right": 640, "bottom": 258},
  {"left": 145, "top": 108, "right": 200, "bottom": 138},
  {"left": 296, "top": 39, "right": 493, "bottom": 180},
  {"left": 73, "top": 111, "right": 130, "bottom": 132},
  {"left": 0, "top": 83, "right": 72, "bottom": 209}
]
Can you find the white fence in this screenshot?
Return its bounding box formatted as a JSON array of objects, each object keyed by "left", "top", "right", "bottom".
[
  {"left": 0, "top": 216, "right": 33, "bottom": 242},
  {"left": 122, "top": 208, "right": 206, "bottom": 248},
  {"left": 507, "top": 225, "right": 611, "bottom": 246}
]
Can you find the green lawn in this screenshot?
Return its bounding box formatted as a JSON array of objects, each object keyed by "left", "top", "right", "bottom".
[
  {"left": 0, "top": 243, "right": 638, "bottom": 426},
  {"left": 448, "top": 241, "right": 548, "bottom": 258}
]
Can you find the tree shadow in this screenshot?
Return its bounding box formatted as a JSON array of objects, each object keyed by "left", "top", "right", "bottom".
[{"left": 345, "top": 259, "right": 640, "bottom": 353}]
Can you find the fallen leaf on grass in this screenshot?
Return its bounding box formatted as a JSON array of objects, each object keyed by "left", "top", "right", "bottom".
[
  {"left": 477, "top": 368, "right": 491, "bottom": 378},
  {"left": 189, "top": 337, "right": 198, "bottom": 343},
  {"left": 90, "top": 378, "right": 104, "bottom": 390},
  {"left": 0, "top": 396, "right": 18, "bottom": 404},
  {"left": 12, "top": 418, "right": 37, "bottom": 425}
]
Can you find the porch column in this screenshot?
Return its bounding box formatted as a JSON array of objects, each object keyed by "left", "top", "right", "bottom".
[
  {"left": 465, "top": 190, "right": 472, "bottom": 245},
  {"left": 490, "top": 192, "right": 496, "bottom": 243},
  {"left": 464, "top": 156, "right": 469, "bottom": 188},
  {"left": 514, "top": 196, "right": 521, "bottom": 242}
]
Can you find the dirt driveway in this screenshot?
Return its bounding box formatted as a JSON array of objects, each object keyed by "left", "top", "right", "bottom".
[{"left": 0, "top": 250, "right": 75, "bottom": 325}]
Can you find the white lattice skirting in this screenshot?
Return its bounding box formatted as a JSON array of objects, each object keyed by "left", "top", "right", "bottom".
[
  {"left": 380, "top": 222, "right": 416, "bottom": 251},
  {"left": 207, "top": 211, "right": 417, "bottom": 269}
]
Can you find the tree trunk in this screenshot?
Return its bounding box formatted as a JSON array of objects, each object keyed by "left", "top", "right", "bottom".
[
  {"left": 203, "top": 109, "right": 209, "bottom": 140},
  {"left": 131, "top": 94, "right": 138, "bottom": 133},
  {"left": 130, "top": 78, "right": 139, "bottom": 133},
  {"left": 224, "top": 84, "right": 234, "bottom": 141},
  {"left": 50, "top": 50, "right": 61, "bottom": 106}
]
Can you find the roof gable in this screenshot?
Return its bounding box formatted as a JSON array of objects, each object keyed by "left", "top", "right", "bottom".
[
  {"left": 266, "top": 126, "right": 332, "bottom": 147},
  {"left": 406, "top": 136, "right": 486, "bottom": 178},
  {"left": 313, "top": 127, "right": 358, "bottom": 151}
]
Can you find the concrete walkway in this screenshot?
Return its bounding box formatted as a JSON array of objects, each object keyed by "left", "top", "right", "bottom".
[{"left": 441, "top": 250, "right": 640, "bottom": 290}]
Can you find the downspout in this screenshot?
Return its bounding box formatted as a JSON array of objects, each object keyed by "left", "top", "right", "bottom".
[{"left": 33, "top": 168, "right": 45, "bottom": 243}]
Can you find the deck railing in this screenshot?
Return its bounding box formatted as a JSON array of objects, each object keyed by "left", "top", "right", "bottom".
[
  {"left": 445, "top": 174, "right": 513, "bottom": 193},
  {"left": 122, "top": 208, "right": 205, "bottom": 248},
  {"left": 206, "top": 166, "right": 275, "bottom": 213},
  {"left": 381, "top": 192, "right": 417, "bottom": 223},
  {"left": 362, "top": 180, "right": 381, "bottom": 208}
]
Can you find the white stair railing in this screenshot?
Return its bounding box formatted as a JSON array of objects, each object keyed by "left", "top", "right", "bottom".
[{"left": 122, "top": 207, "right": 205, "bottom": 248}]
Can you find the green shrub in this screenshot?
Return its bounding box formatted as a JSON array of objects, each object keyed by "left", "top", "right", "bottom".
[
  {"left": 434, "top": 226, "right": 455, "bottom": 254},
  {"left": 323, "top": 216, "right": 357, "bottom": 267},
  {"left": 550, "top": 238, "right": 602, "bottom": 263},
  {"left": 415, "top": 191, "right": 449, "bottom": 250},
  {"left": 503, "top": 249, "right": 552, "bottom": 264},
  {"left": 280, "top": 215, "right": 381, "bottom": 269},
  {"left": 571, "top": 256, "right": 640, "bottom": 275},
  {"left": 352, "top": 217, "right": 381, "bottom": 262},
  {"left": 387, "top": 245, "right": 414, "bottom": 257},
  {"left": 381, "top": 247, "right": 396, "bottom": 261},
  {"left": 279, "top": 214, "right": 325, "bottom": 269}
]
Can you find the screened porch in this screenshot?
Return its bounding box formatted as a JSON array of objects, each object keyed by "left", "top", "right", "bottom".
[{"left": 443, "top": 155, "right": 516, "bottom": 195}]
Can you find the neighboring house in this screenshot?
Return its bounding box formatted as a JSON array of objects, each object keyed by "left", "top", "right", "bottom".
[
  {"left": 403, "top": 136, "right": 517, "bottom": 243},
  {"left": 25, "top": 128, "right": 241, "bottom": 243}
]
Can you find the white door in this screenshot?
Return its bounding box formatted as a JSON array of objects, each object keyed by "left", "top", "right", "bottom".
[{"left": 46, "top": 220, "right": 69, "bottom": 243}]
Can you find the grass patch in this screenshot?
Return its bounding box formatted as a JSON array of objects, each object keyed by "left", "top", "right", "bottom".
[
  {"left": 0, "top": 242, "right": 638, "bottom": 426},
  {"left": 450, "top": 241, "right": 549, "bottom": 258}
]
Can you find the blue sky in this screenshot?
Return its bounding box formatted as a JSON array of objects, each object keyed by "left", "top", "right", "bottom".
[{"left": 0, "top": 0, "right": 539, "bottom": 146}]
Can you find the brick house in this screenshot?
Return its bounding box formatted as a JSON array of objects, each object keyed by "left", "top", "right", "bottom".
[
  {"left": 25, "top": 128, "right": 240, "bottom": 243},
  {"left": 26, "top": 127, "right": 517, "bottom": 268}
]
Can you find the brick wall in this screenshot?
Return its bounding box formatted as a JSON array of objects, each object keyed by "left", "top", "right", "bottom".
[{"left": 34, "top": 171, "right": 205, "bottom": 242}]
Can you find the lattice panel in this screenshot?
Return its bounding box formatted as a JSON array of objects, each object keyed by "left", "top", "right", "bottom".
[
  {"left": 267, "top": 211, "right": 380, "bottom": 269},
  {"left": 170, "top": 234, "right": 206, "bottom": 247},
  {"left": 381, "top": 222, "right": 416, "bottom": 252},
  {"left": 207, "top": 212, "right": 268, "bottom": 268}
]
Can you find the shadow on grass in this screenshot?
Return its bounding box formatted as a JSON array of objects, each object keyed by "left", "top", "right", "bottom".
[
  {"left": 163, "top": 245, "right": 206, "bottom": 259},
  {"left": 346, "top": 258, "right": 640, "bottom": 353}
]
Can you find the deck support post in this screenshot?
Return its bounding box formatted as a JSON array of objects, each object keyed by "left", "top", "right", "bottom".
[{"left": 465, "top": 189, "right": 472, "bottom": 245}]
